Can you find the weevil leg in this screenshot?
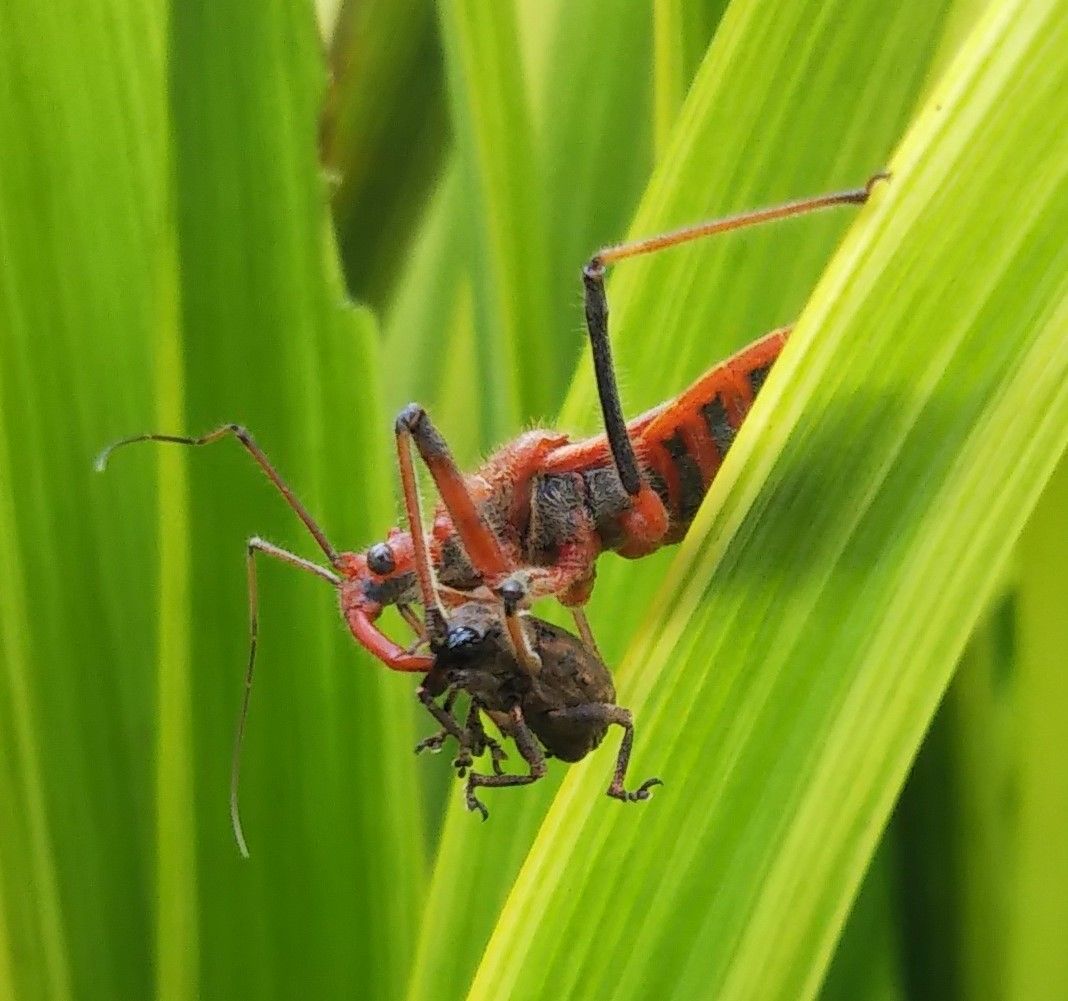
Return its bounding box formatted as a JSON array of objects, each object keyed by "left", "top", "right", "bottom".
[
  {"left": 465, "top": 705, "right": 547, "bottom": 820},
  {"left": 96, "top": 423, "right": 341, "bottom": 566},
  {"left": 231, "top": 537, "right": 341, "bottom": 859},
  {"left": 454, "top": 699, "right": 507, "bottom": 777},
  {"left": 414, "top": 686, "right": 464, "bottom": 755},
  {"left": 394, "top": 404, "right": 542, "bottom": 675},
  {"left": 571, "top": 607, "right": 602, "bottom": 660},
  {"left": 416, "top": 684, "right": 472, "bottom": 751},
  {"left": 397, "top": 602, "right": 427, "bottom": 641},
  {"left": 414, "top": 689, "right": 508, "bottom": 776},
  {"left": 546, "top": 703, "right": 661, "bottom": 803}
]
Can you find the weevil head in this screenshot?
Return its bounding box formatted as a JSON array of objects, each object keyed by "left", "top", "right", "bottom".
[{"left": 430, "top": 602, "right": 500, "bottom": 664}]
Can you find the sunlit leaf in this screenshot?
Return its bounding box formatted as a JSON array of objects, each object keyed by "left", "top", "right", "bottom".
[{"left": 469, "top": 3, "right": 1068, "bottom": 998}]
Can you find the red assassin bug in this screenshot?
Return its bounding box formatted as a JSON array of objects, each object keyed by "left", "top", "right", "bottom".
[
  {"left": 97, "top": 172, "right": 885, "bottom": 843},
  {"left": 96, "top": 446, "right": 657, "bottom": 849}
]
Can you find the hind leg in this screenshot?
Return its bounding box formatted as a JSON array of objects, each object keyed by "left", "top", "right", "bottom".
[{"left": 547, "top": 703, "right": 661, "bottom": 802}]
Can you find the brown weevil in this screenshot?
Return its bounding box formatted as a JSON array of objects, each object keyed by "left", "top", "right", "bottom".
[{"left": 416, "top": 602, "right": 660, "bottom": 820}]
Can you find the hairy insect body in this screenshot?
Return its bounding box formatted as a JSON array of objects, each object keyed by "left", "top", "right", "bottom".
[
  {"left": 357, "top": 326, "right": 788, "bottom": 625},
  {"left": 542, "top": 326, "right": 787, "bottom": 547}
]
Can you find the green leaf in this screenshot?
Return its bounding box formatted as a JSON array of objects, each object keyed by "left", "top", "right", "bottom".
[
  {"left": 1009, "top": 455, "right": 1068, "bottom": 998},
  {"left": 0, "top": 2, "right": 165, "bottom": 997},
  {"left": 468, "top": 2, "right": 1068, "bottom": 999},
  {"left": 165, "top": 4, "right": 425, "bottom": 996},
  {"left": 326, "top": 0, "right": 448, "bottom": 309},
  {"left": 1, "top": 1, "right": 426, "bottom": 998},
  {"left": 5, "top": 1, "right": 1067, "bottom": 998},
  {"left": 438, "top": 1, "right": 548, "bottom": 437},
  {"left": 652, "top": 0, "right": 729, "bottom": 155}
]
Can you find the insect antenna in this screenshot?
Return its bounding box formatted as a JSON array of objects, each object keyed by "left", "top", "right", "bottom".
[
  {"left": 230, "top": 538, "right": 340, "bottom": 858},
  {"left": 229, "top": 539, "right": 260, "bottom": 859},
  {"left": 95, "top": 424, "right": 340, "bottom": 565},
  {"left": 98, "top": 426, "right": 345, "bottom": 855}
]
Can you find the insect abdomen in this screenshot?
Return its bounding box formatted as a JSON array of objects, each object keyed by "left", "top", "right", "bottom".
[{"left": 638, "top": 326, "right": 789, "bottom": 534}]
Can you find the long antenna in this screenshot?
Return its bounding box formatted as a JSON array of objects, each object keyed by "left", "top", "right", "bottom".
[
  {"left": 229, "top": 538, "right": 340, "bottom": 858},
  {"left": 96, "top": 424, "right": 341, "bottom": 566}
]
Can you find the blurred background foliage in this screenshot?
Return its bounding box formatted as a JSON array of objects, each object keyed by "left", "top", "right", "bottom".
[{"left": 0, "top": 1, "right": 1065, "bottom": 1000}]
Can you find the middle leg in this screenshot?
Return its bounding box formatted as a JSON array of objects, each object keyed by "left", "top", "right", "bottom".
[{"left": 464, "top": 705, "right": 547, "bottom": 820}]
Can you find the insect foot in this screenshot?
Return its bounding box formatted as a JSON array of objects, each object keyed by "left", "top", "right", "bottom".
[
  {"left": 413, "top": 731, "right": 449, "bottom": 755},
  {"left": 453, "top": 733, "right": 508, "bottom": 778},
  {"left": 459, "top": 705, "right": 548, "bottom": 821},
  {"left": 485, "top": 738, "right": 508, "bottom": 776},
  {"left": 607, "top": 776, "right": 663, "bottom": 803},
  {"left": 465, "top": 779, "right": 491, "bottom": 822}
]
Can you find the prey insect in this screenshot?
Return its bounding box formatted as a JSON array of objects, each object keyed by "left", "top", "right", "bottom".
[
  {"left": 420, "top": 601, "right": 659, "bottom": 821},
  {"left": 97, "top": 172, "right": 885, "bottom": 847}
]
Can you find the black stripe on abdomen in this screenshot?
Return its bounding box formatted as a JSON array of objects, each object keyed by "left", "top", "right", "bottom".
[
  {"left": 701, "top": 396, "right": 736, "bottom": 456},
  {"left": 660, "top": 431, "right": 706, "bottom": 523},
  {"left": 748, "top": 363, "right": 772, "bottom": 397}
]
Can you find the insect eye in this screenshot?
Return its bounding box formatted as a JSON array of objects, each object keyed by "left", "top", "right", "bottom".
[{"left": 366, "top": 542, "right": 396, "bottom": 576}]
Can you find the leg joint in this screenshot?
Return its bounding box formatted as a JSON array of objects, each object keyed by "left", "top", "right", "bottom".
[
  {"left": 217, "top": 422, "right": 251, "bottom": 446},
  {"left": 394, "top": 403, "right": 426, "bottom": 436}
]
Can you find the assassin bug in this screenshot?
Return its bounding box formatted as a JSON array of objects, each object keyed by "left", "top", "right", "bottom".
[
  {"left": 97, "top": 434, "right": 657, "bottom": 851},
  {"left": 97, "top": 172, "right": 885, "bottom": 844}
]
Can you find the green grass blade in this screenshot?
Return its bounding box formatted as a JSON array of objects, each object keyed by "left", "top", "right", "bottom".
[
  {"left": 382, "top": 163, "right": 472, "bottom": 420},
  {"left": 653, "top": 0, "right": 728, "bottom": 156},
  {"left": 164, "top": 4, "right": 425, "bottom": 996},
  {"left": 819, "top": 845, "right": 904, "bottom": 1001},
  {"left": 2, "top": 1, "right": 428, "bottom": 998},
  {"left": 408, "top": 1, "right": 955, "bottom": 997},
  {"left": 0, "top": 382, "right": 73, "bottom": 1001},
  {"left": 468, "top": 1, "right": 1068, "bottom": 998},
  {"left": 0, "top": 2, "right": 166, "bottom": 997},
  {"left": 152, "top": 223, "right": 199, "bottom": 1001},
  {"left": 1009, "top": 456, "right": 1068, "bottom": 999},
  {"left": 891, "top": 594, "right": 1017, "bottom": 999},
  {"left": 438, "top": 1, "right": 549, "bottom": 435},
  {"left": 326, "top": 0, "right": 448, "bottom": 309},
  {"left": 653, "top": 0, "right": 685, "bottom": 157}
]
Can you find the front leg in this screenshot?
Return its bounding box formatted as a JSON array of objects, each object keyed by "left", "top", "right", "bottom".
[
  {"left": 415, "top": 684, "right": 473, "bottom": 756},
  {"left": 395, "top": 404, "right": 543, "bottom": 674},
  {"left": 414, "top": 686, "right": 507, "bottom": 779}
]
